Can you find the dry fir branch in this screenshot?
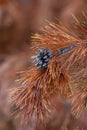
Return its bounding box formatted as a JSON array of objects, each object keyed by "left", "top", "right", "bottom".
[
  {"left": 71, "top": 86, "right": 87, "bottom": 118},
  {"left": 10, "top": 13, "right": 87, "bottom": 128}
]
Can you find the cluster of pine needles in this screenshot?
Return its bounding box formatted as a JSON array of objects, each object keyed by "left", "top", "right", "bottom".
[{"left": 11, "top": 12, "right": 87, "bottom": 129}]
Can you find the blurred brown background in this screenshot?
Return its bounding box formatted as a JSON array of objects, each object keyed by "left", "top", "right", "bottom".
[{"left": 0, "top": 0, "right": 87, "bottom": 130}]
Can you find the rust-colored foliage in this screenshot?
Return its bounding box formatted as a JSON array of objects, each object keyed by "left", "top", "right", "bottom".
[
  {"left": 71, "top": 86, "right": 87, "bottom": 118},
  {"left": 11, "top": 13, "right": 87, "bottom": 129}
]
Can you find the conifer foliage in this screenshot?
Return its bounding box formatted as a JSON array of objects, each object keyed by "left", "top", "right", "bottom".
[{"left": 11, "top": 14, "right": 87, "bottom": 129}]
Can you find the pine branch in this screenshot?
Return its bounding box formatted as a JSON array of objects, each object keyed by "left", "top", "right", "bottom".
[{"left": 10, "top": 13, "right": 87, "bottom": 129}]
